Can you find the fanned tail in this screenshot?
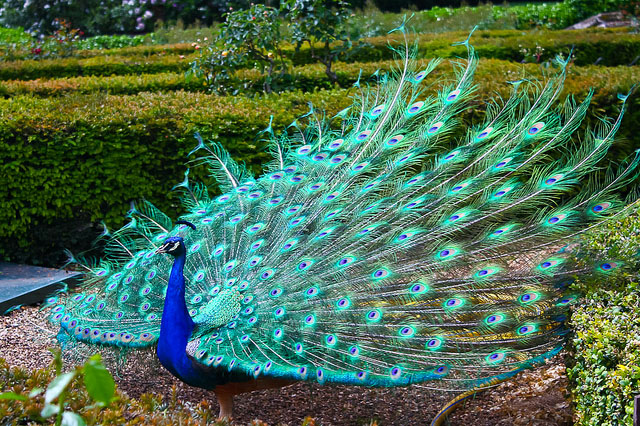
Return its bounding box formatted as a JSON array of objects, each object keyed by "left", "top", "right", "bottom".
[{"left": 47, "top": 29, "right": 638, "bottom": 395}]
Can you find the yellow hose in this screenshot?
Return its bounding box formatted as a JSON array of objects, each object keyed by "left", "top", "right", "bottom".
[{"left": 430, "top": 377, "right": 507, "bottom": 426}]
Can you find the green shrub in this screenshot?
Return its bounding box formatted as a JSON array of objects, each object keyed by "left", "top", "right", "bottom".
[
  {"left": 0, "top": 72, "right": 204, "bottom": 97},
  {"left": 352, "top": 1, "right": 628, "bottom": 34},
  {"left": 189, "top": 4, "right": 289, "bottom": 94},
  {"left": 1, "top": 42, "right": 197, "bottom": 62},
  {"left": 76, "top": 34, "right": 150, "bottom": 51},
  {"left": 283, "top": 0, "right": 367, "bottom": 83},
  {"left": 334, "top": 28, "right": 640, "bottom": 68},
  {"left": 566, "top": 0, "right": 632, "bottom": 22},
  {"left": 568, "top": 212, "right": 640, "bottom": 426},
  {"left": 0, "top": 354, "right": 235, "bottom": 425},
  {"left": 0, "top": 26, "right": 32, "bottom": 44},
  {"left": 569, "top": 288, "right": 640, "bottom": 426},
  {"left": 1, "top": 350, "right": 116, "bottom": 425},
  {"left": 491, "top": 2, "right": 575, "bottom": 30}
]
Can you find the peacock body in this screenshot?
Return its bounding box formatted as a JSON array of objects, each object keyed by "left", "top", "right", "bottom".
[{"left": 47, "top": 28, "right": 637, "bottom": 420}]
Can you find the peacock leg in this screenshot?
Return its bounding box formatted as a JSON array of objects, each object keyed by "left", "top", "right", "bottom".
[{"left": 215, "top": 390, "right": 234, "bottom": 419}]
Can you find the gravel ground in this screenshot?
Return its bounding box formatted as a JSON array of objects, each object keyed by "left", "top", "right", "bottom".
[{"left": 0, "top": 305, "right": 573, "bottom": 425}]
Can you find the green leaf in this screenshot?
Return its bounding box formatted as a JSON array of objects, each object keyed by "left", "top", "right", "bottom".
[
  {"left": 28, "top": 387, "right": 44, "bottom": 398},
  {"left": 61, "top": 412, "right": 86, "bottom": 426},
  {"left": 83, "top": 355, "right": 115, "bottom": 405},
  {"left": 0, "top": 392, "right": 28, "bottom": 401},
  {"left": 41, "top": 402, "right": 60, "bottom": 418},
  {"left": 44, "top": 372, "right": 75, "bottom": 403}
]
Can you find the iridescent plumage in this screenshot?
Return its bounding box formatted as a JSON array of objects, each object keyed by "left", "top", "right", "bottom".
[{"left": 47, "top": 27, "right": 637, "bottom": 419}]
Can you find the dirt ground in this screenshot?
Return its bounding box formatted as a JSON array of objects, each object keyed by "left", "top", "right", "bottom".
[{"left": 0, "top": 305, "right": 573, "bottom": 425}]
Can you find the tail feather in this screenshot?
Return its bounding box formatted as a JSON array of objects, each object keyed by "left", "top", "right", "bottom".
[{"left": 48, "top": 30, "right": 637, "bottom": 391}]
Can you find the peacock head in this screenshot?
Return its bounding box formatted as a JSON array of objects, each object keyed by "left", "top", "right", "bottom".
[
  {"left": 156, "top": 220, "right": 196, "bottom": 257},
  {"left": 156, "top": 236, "right": 185, "bottom": 257}
]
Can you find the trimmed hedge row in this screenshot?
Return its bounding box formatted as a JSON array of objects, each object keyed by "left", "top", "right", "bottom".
[
  {"left": 1, "top": 63, "right": 638, "bottom": 266},
  {"left": 0, "top": 28, "right": 637, "bottom": 81},
  {"left": 569, "top": 213, "right": 640, "bottom": 426},
  {"left": 0, "top": 71, "right": 203, "bottom": 97},
  {"left": 1, "top": 58, "right": 639, "bottom": 98},
  {"left": 0, "top": 54, "right": 196, "bottom": 81},
  {"left": 0, "top": 89, "right": 348, "bottom": 265},
  {"left": 311, "top": 28, "right": 640, "bottom": 67},
  {"left": 77, "top": 43, "right": 195, "bottom": 58}
]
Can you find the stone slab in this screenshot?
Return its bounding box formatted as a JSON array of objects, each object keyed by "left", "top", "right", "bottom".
[{"left": 0, "top": 262, "right": 81, "bottom": 314}]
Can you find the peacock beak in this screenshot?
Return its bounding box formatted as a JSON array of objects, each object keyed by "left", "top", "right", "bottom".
[{"left": 156, "top": 241, "right": 176, "bottom": 254}]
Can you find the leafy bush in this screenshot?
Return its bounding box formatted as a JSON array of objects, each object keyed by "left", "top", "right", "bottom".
[
  {"left": 0, "top": 38, "right": 193, "bottom": 62},
  {"left": 1, "top": 350, "right": 116, "bottom": 425},
  {"left": 76, "top": 34, "right": 149, "bottom": 51},
  {"left": 191, "top": 0, "right": 368, "bottom": 93},
  {"left": 283, "top": 0, "right": 367, "bottom": 83},
  {"left": 0, "top": 0, "right": 137, "bottom": 35},
  {"left": 568, "top": 212, "right": 640, "bottom": 426},
  {"left": 0, "top": 26, "right": 34, "bottom": 61},
  {"left": 340, "top": 28, "right": 640, "bottom": 67},
  {"left": 0, "top": 88, "right": 351, "bottom": 266},
  {"left": 0, "top": 353, "right": 244, "bottom": 425},
  {"left": 565, "top": 0, "right": 633, "bottom": 22},
  {"left": 491, "top": 2, "right": 575, "bottom": 30},
  {"left": 353, "top": 0, "right": 633, "bottom": 35},
  {"left": 213, "top": 4, "right": 288, "bottom": 94},
  {"left": 0, "top": 26, "right": 31, "bottom": 43},
  {"left": 28, "top": 19, "right": 83, "bottom": 60},
  {"left": 150, "top": 22, "right": 217, "bottom": 45},
  {"left": 350, "top": 4, "right": 508, "bottom": 36}
]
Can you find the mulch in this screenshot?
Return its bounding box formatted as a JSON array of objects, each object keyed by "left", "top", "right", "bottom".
[{"left": 0, "top": 305, "right": 573, "bottom": 425}]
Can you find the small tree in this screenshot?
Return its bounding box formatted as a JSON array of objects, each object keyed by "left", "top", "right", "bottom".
[
  {"left": 188, "top": 42, "right": 246, "bottom": 95},
  {"left": 283, "top": 0, "right": 365, "bottom": 84},
  {"left": 189, "top": 4, "right": 289, "bottom": 94}
]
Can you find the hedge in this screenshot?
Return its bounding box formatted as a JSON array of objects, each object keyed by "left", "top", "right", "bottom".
[
  {"left": 0, "top": 53, "right": 195, "bottom": 81},
  {"left": 568, "top": 213, "right": 640, "bottom": 426},
  {"left": 333, "top": 28, "right": 640, "bottom": 68},
  {"left": 0, "top": 89, "right": 349, "bottom": 265},
  {"left": 61, "top": 43, "right": 196, "bottom": 59},
  {"left": 0, "top": 41, "right": 195, "bottom": 62},
  {"left": 1, "top": 58, "right": 639, "bottom": 98},
  {"left": 0, "top": 61, "right": 637, "bottom": 266},
  {"left": 0, "top": 28, "right": 637, "bottom": 81}
]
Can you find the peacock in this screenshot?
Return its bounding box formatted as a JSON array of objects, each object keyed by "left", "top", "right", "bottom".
[{"left": 46, "top": 26, "right": 638, "bottom": 423}]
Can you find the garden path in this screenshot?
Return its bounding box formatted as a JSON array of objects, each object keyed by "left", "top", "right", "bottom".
[{"left": 0, "top": 305, "right": 572, "bottom": 425}]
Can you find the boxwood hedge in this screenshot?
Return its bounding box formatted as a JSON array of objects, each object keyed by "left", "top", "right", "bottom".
[
  {"left": 0, "top": 89, "right": 349, "bottom": 265},
  {"left": 1, "top": 57, "right": 638, "bottom": 98},
  {"left": 569, "top": 212, "right": 640, "bottom": 426}
]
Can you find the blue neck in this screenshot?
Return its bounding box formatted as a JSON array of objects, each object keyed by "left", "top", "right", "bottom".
[{"left": 157, "top": 251, "right": 212, "bottom": 388}]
